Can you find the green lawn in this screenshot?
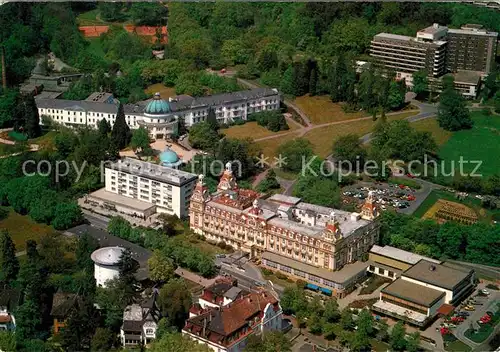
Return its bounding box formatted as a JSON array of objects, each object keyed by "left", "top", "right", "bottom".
[
  {"left": 0, "top": 143, "right": 18, "bottom": 156},
  {"left": 444, "top": 339, "right": 472, "bottom": 352},
  {"left": 438, "top": 113, "right": 500, "bottom": 177},
  {"left": 0, "top": 207, "right": 56, "bottom": 252}
]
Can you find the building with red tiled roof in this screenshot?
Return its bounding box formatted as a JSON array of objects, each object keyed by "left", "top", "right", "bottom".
[
  {"left": 182, "top": 290, "right": 282, "bottom": 352},
  {"left": 189, "top": 161, "right": 380, "bottom": 298}
]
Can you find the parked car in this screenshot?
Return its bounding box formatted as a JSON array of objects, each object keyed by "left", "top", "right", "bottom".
[
  {"left": 464, "top": 306, "right": 475, "bottom": 311},
  {"left": 481, "top": 289, "right": 490, "bottom": 295}
]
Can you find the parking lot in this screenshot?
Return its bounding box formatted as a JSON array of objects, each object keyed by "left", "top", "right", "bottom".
[
  {"left": 422, "top": 284, "right": 500, "bottom": 349},
  {"left": 342, "top": 183, "right": 418, "bottom": 212}
]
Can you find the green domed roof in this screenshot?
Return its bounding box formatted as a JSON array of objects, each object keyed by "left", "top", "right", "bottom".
[
  {"left": 159, "top": 148, "right": 179, "bottom": 164},
  {"left": 145, "top": 92, "right": 171, "bottom": 115}
]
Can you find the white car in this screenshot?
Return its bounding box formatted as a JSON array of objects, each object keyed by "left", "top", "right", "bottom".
[{"left": 481, "top": 289, "right": 490, "bottom": 295}]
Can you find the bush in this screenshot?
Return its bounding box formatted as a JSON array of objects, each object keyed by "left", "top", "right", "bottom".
[
  {"left": 261, "top": 268, "right": 274, "bottom": 276},
  {"left": 486, "top": 284, "right": 499, "bottom": 290}
]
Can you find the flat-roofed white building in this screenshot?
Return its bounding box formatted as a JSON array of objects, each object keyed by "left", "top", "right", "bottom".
[
  {"left": 83, "top": 158, "right": 197, "bottom": 220},
  {"left": 368, "top": 245, "right": 441, "bottom": 280}
]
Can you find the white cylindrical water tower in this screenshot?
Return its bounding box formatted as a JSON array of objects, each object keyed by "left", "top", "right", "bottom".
[{"left": 91, "top": 246, "right": 125, "bottom": 288}]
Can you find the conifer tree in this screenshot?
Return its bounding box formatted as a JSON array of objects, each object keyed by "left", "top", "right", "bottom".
[
  {"left": 111, "top": 103, "right": 131, "bottom": 149},
  {"left": 0, "top": 230, "right": 19, "bottom": 286}
]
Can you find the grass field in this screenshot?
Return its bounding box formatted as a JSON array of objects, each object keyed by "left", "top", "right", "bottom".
[
  {"left": 0, "top": 207, "right": 56, "bottom": 252},
  {"left": 145, "top": 84, "right": 176, "bottom": 99},
  {"left": 223, "top": 121, "right": 298, "bottom": 140},
  {"left": 444, "top": 339, "right": 472, "bottom": 352},
  {"left": 302, "top": 111, "right": 417, "bottom": 158},
  {"left": 0, "top": 144, "right": 19, "bottom": 156},
  {"left": 256, "top": 131, "right": 301, "bottom": 158},
  {"left": 30, "top": 131, "right": 58, "bottom": 150},
  {"left": 438, "top": 112, "right": 500, "bottom": 177},
  {"left": 293, "top": 95, "right": 366, "bottom": 125},
  {"left": 412, "top": 118, "right": 453, "bottom": 146}
]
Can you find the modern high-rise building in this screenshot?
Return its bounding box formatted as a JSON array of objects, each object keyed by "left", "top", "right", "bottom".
[
  {"left": 446, "top": 24, "right": 498, "bottom": 74},
  {"left": 370, "top": 23, "right": 498, "bottom": 86},
  {"left": 370, "top": 24, "right": 448, "bottom": 82}
]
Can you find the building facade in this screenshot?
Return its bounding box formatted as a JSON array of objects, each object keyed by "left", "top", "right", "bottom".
[
  {"left": 370, "top": 23, "right": 498, "bottom": 97},
  {"left": 82, "top": 157, "right": 197, "bottom": 220},
  {"left": 446, "top": 24, "right": 498, "bottom": 74},
  {"left": 120, "top": 294, "right": 161, "bottom": 347},
  {"left": 189, "top": 166, "right": 380, "bottom": 297},
  {"left": 183, "top": 290, "right": 282, "bottom": 352},
  {"left": 368, "top": 244, "right": 441, "bottom": 280},
  {"left": 36, "top": 88, "right": 281, "bottom": 139},
  {"left": 372, "top": 260, "right": 475, "bottom": 326}
]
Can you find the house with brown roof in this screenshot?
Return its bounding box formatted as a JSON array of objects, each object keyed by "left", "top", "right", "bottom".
[
  {"left": 50, "top": 292, "right": 82, "bottom": 334},
  {"left": 183, "top": 290, "right": 283, "bottom": 352}
]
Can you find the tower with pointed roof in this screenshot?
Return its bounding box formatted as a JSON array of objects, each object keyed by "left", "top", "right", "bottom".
[
  {"left": 190, "top": 174, "right": 211, "bottom": 232},
  {"left": 217, "top": 162, "right": 238, "bottom": 192},
  {"left": 361, "top": 190, "right": 378, "bottom": 220},
  {"left": 323, "top": 211, "right": 343, "bottom": 242}
]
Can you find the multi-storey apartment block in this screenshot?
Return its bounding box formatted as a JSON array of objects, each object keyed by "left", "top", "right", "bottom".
[
  {"left": 189, "top": 165, "right": 380, "bottom": 297},
  {"left": 82, "top": 157, "right": 197, "bottom": 219},
  {"left": 370, "top": 23, "right": 498, "bottom": 97},
  {"left": 446, "top": 24, "right": 498, "bottom": 74},
  {"left": 36, "top": 88, "right": 281, "bottom": 139},
  {"left": 370, "top": 25, "right": 448, "bottom": 82}
]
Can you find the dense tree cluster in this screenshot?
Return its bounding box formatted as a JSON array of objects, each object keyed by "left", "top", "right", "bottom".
[
  {"left": 256, "top": 169, "right": 281, "bottom": 193},
  {"left": 437, "top": 76, "right": 474, "bottom": 131},
  {"left": 251, "top": 110, "right": 289, "bottom": 132},
  {"left": 379, "top": 211, "right": 500, "bottom": 266}
]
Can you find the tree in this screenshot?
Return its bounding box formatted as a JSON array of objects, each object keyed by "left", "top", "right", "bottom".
[
  {"left": 323, "top": 299, "right": 340, "bottom": 323},
  {"left": 158, "top": 213, "right": 179, "bottom": 236},
  {"left": 256, "top": 169, "right": 280, "bottom": 192},
  {"left": 340, "top": 309, "right": 355, "bottom": 331},
  {"left": 0, "top": 230, "right": 19, "bottom": 286},
  {"left": 245, "top": 331, "right": 292, "bottom": 352},
  {"left": 111, "top": 103, "right": 131, "bottom": 149},
  {"left": 377, "top": 318, "right": 389, "bottom": 341},
  {"left": 51, "top": 201, "right": 83, "bottom": 230},
  {"left": 206, "top": 106, "right": 219, "bottom": 131},
  {"left": 357, "top": 309, "right": 374, "bottom": 337},
  {"left": 276, "top": 138, "right": 314, "bottom": 173},
  {"left": 482, "top": 71, "right": 498, "bottom": 100},
  {"left": 76, "top": 232, "right": 99, "bottom": 272},
  {"left": 130, "top": 126, "right": 151, "bottom": 155},
  {"left": 389, "top": 321, "right": 407, "bottom": 351},
  {"left": 90, "top": 327, "right": 114, "bottom": 352},
  {"left": 60, "top": 299, "right": 98, "bottom": 351},
  {"left": 98, "top": 118, "right": 111, "bottom": 136},
  {"left": 148, "top": 250, "right": 175, "bottom": 283},
  {"left": 309, "top": 67, "right": 318, "bottom": 96},
  {"left": 332, "top": 134, "right": 366, "bottom": 167},
  {"left": 387, "top": 80, "right": 405, "bottom": 110},
  {"left": 12, "top": 93, "right": 41, "bottom": 138},
  {"left": 150, "top": 332, "right": 212, "bottom": 352},
  {"left": 412, "top": 70, "right": 428, "bottom": 97},
  {"left": 437, "top": 76, "right": 473, "bottom": 131},
  {"left": 158, "top": 278, "right": 192, "bottom": 330},
  {"left": 188, "top": 122, "right": 220, "bottom": 153},
  {"left": 494, "top": 91, "right": 500, "bottom": 114},
  {"left": 0, "top": 331, "right": 15, "bottom": 352},
  {"left": 129, "top": 3, "right": 168, "bottom": 26},
  {"left": 406, "top": 332, "right": 420, "bottom": 352}
]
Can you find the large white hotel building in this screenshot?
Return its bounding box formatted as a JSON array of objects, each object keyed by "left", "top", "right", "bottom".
[
  {"left": 36, "top": 88, "right": 281, "bottom": 140},
  {"left": 82, "top": 157, "right": 198, "bottom": 219}
]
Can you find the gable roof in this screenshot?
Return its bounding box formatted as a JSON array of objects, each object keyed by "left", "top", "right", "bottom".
[{"left": 50, "top": 292, "right": 80, "bottom": 318}]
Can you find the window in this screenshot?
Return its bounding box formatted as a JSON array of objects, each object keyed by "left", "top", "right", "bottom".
[{"left": 145, "top": 328, "right": 154, "bottom": 335}]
